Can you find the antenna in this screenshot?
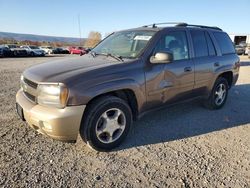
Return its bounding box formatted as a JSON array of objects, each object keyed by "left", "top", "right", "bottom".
[{"left": 78, "top": 14, "right": 82, "bottom": 46}]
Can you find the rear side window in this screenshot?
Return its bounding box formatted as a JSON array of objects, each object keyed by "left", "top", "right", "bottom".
[
  {"left": 213, "top": 32, "right": 235, "bottom": 55},
  {"left": 205, "top": 32, "right": 216, "bottom": 56},
  {"left": 191, "top": 30, "right": 208, "bottom": 57}
]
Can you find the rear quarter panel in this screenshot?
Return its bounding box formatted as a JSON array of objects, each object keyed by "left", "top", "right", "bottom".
[{"left": 207, "top": 54, "right": 240, "bottom": 94}]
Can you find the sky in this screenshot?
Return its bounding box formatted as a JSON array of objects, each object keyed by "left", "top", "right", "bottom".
[{"left": 0, "top": 0, "right": 250, "bottom": 38}]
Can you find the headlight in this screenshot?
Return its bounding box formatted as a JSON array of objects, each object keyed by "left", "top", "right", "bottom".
[{"left": 37, "top": 83, "right": 69, "bottom": 108}]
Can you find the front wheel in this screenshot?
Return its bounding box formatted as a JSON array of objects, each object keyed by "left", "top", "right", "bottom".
[
  {"left": 80, "top": 96, "right": 132, "bottom": 151},
  {"left": 204, "top": 77, "right": 229, "bottom": 110}
]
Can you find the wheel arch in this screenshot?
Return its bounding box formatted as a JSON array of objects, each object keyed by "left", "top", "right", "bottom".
[
  {"left": 217, "top": 71, "right": 233, "bottom": 88},
  {"left": 84, "top": 88, "right": 139, "bottom": 121}
]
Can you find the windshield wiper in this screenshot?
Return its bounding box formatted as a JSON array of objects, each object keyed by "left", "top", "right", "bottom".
[
  {"left": 98, "top": 52, "right": 124, "bottom": 62},
  {"left": 90, "top": 51, "right": 96, "bottom": 57},
  {"left": 90, "top": 51, "right": 124, "bottom": 62},
  {"left": 107, "top": 53, "right": 124, "bottom": 62}
]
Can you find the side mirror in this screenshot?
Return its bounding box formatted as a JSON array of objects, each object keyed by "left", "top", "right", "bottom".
[{"left": 150, "top": 52, "right": 173, "bottom": 64}]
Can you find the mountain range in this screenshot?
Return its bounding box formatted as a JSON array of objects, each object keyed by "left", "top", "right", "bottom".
[{"left": 0, "top": 31, "right": 86, "bottom": 44}]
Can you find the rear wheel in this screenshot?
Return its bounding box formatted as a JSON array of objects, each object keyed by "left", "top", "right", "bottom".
[
  {"left": 204, "top": 77, "right": 229, "bottom": 110},
  {"left": 80, "top": 96, "right": 132, "bottom": 151}
]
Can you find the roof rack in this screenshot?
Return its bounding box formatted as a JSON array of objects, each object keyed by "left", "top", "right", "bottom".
[
  {"left": 176, "top": 23, "right": 222, "bottom": 31},
  {"left": 143, "top": 22, "right": 187, "bottom": 28},
  {"left": 142, "top": 22, "right": 222, "bottom": 31}
]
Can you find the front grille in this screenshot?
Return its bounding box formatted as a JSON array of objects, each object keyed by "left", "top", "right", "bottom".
[
  {"left": 23, "top": 91, "right": 36, "bottom": 102},
  {"left": 21, "top": 77, "right": 38, "bottom": 103},
  {"left": 23, "top": 77, "right": 38, "bottom": 89}
]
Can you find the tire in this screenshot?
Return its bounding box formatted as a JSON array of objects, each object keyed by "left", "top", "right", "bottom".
[
  {"left": 203, "top": 77, "right": 229, "bottom": 110},
  {"left": 80, "top": 96, "right": 132, "bottom": 151}
]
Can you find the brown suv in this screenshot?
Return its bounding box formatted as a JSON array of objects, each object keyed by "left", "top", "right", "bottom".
[{"left": 16, "top": 23, "right": 240, "bottom": 151}]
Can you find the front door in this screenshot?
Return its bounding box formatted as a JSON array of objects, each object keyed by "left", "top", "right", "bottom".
[{"left": 145, "top": 30, "right": 195, "bottom": 109}]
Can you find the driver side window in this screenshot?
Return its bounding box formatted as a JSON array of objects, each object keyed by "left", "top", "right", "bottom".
[{"left": 154, "top": 31, "right": 189, "bottom": 61}]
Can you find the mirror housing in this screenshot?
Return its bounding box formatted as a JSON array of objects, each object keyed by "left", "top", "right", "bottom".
[{"left": 150, "top": 52, "right": 173, "bottom": 64}]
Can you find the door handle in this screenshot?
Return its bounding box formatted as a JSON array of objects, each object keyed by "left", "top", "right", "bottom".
[
  {"left": 214, "top": 62, "right": 220, "bottom": 67},
  {"left": 184, "top": 67, "right": 192, "bottom": 72}
]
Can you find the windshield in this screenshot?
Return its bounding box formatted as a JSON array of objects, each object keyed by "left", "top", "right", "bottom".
[
  {"left": 8, "top": 45, "right": 17, "bottom": 48},
  {"left": 92, "top": 30, "right": 156, "bottom": 58},
  {"left": 30, "top": 46, "right": 39, "bottom": 49}
]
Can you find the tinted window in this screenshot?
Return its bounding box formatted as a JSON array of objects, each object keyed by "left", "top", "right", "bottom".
[
  {"left": 213, "top": 32, "right": 235, "bottom": 55},
  {"left": 154, "top": 31, "right": 189, "bottom": 60},
  {"left": 191, "top": 30, "right": 208, "bottom": 57},
  {"left": 205, "top": 32, "right": 216, "bottom": 56}
]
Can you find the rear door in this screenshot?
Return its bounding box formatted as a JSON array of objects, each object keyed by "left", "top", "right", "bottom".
[{"left": 190, "top": 29, "right": 218, "bottom": 94}]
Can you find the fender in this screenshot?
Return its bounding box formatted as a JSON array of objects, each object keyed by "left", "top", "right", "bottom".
[{"left": 67, "top": 78, "right": 146, "bottom": 113}]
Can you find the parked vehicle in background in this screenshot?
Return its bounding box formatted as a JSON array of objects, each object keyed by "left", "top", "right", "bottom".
[
  {"left": 21, "top": 45, "right": 45, "bottom": 56},
  {"left": 69, "top": 46, "right": 86, "bottom": 55},
  {"left": 0, "top": 45, "right": 12, "bottom": 57},
  {"left": 52, "top": 47, "right": 70, "bottom": 54},
  {"left": 245, "top": 45, "right": 250, "bottom": 56},
  {"left": 235, "top": 45, "right": 245, "bottom": 55},
  {"left": 40, "top": 46, "right": 53, "bottom": 54},
  {"left": 238, "top": 41, "right": 248, "bottom": 55},
  {"left": 239, "top": 41, "right": 247, "bottom": 48},
  {"left": 4, "top": 44, "right": 28, "bottom": 57},
  {"left": 16, "top": 23, "right": 240, "bottom": 151},
  {"left": 0, "top": 46, "right": 3, "bottom": 57},
  {"left": 229, "top": 34, "right": 250, "bottom": 52}
]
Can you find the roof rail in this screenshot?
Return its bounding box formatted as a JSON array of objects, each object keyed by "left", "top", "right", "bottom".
[
  {"left": 142, "top": 22, "right": 187, "bottom": 28},
  {"left": 177, "top": 23, "right": 222, "bottom": 31},
  {"left": 142, "top": 22, "right": 222, "bottom": 31}
]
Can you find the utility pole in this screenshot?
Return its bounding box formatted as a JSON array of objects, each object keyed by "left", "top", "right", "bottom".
[{"left": 78, "top": 14, "right": 82, "bottom": 46}]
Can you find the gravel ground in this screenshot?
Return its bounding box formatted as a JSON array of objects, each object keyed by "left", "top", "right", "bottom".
[{"left": 0, "top": 55, "right": 249, "bottom": 187}]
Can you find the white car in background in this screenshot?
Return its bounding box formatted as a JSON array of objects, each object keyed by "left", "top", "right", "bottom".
[
  {"left": 21, "top": 45, "right": 45, "bottom": 56},
  {"left": 40, "top": 46, "right": 53, "bottom": 54}
]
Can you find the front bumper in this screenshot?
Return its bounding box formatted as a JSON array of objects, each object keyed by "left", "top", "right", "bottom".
[{"left": 16, "top": 89, "right": 85, "bottom": 142}]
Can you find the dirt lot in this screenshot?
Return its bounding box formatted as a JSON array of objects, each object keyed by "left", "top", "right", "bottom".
[{"left": 0, "top": 55, "right": 249, "bottom": 187}]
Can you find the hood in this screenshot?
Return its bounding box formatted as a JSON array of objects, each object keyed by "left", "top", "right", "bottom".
[{"left": 23, "top": 54, "right": 119, "bottom": 82}]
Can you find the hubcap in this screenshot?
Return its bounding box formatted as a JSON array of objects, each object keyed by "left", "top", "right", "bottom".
[
  {"left": 95, "top": 108, "right": 126, "bottom": 144},
  {"left": 214, "top": 83, "right": 226, "bottom": 106}
]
